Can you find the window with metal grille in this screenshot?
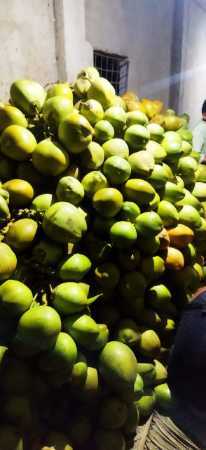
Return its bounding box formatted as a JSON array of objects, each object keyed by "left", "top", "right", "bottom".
[{"left": 94, "top": 50, "right": 129, "bottom": 95}]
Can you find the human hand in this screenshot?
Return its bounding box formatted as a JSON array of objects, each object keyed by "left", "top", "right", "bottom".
[
  {"left": 191, "top": 286, "right": 206, "bottom": 301},
  {"left": 200, "top": 155, "right": 206, "bottom": 164}
]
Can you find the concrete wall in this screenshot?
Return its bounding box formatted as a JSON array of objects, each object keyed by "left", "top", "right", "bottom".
[
  {"left": 0, "top": 0, "right": 93, "bottom": 101},
  {"left": 85, "top": 0, "right": 175, "bottom": 106},
  {"left": 178, "top": 0, "right": 206, "bottom": 127},
  {"left": 0, "top": 0, "right": 57, "bottom": 100},
  {"left": 0, "top": 0, "right": 180, "bottom": 111},
  {"left": 54, "top": 0, "right": 93, "bottom": 83}
]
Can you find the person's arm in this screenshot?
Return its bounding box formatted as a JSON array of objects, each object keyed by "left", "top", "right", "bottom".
[
  {"left": 191, "top": 285, "right": 206, "bottom": 301},
  {"left": 193, "top": 124, "right": 205, "bottom": 161}
]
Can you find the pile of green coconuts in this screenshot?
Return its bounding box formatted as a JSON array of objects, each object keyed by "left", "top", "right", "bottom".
[{"left": 0, "top": 67, "right": 204, "bottom": 450}]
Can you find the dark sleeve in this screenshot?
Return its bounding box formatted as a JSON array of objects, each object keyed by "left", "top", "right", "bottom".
[{"left": 168, "top": 295, "right": 206, "bottom": 410}]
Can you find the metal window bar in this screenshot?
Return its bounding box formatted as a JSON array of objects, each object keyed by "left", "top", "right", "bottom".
[{"left": 94, "top": 50, "right": 129, "bottom": 95}]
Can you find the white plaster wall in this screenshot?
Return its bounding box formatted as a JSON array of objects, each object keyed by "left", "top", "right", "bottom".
[
  {"left": 0, "top": 0, "right": 175, "bottom": 106},
  {"left": 0, "top": 0, "right": 58, "bottom": 101},
  {"left": 85, "top": 0, "right": 175, "bottom": 105},
  {"left": 60, "top": 0, "right": 93, "bottom": 82},
  {"left": 0, "top": 0, "right": 93, "bottom": 100},
  {"left": 178, "top": 0, "right": 206, "bottom": 127}
]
